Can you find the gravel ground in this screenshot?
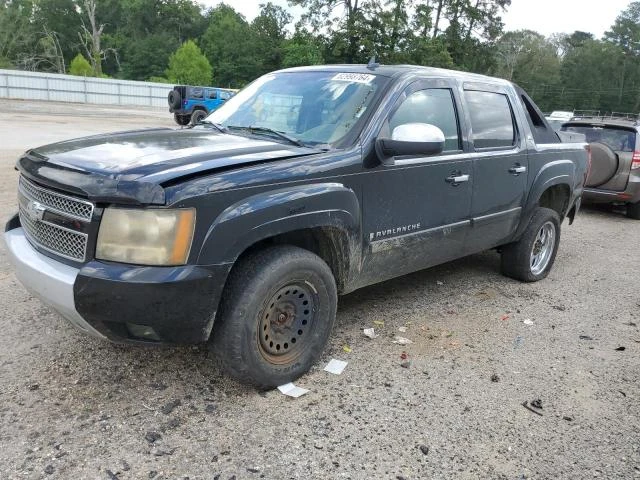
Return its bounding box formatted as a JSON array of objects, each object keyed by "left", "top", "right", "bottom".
[{"left": 0, "top": 101, "right": 639, "bottom": 480}]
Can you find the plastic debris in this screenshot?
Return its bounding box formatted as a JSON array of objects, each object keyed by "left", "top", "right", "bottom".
[
  {"left": 373, "top": 320, "right": 385, "bottom": 326},
  {"left": 400, "top": 351, "right": 408, "bottom": 360},
  {"left": 400, "top": 361, "right": 411, "bottom": 368},
  {"left": 436, "top": 281, "right": 444, "bottom": 286},
  {"left": 277, "top": 383, "right": 309, "bottom": 398},
  {"left": 393, "top": 336, "right": 413, "bottom": 345},
  {"left": 615, "top": 346, "right": 626, "bottom": 351},
  {"left": 523, "top": 319, "right": 534, "bottom": 326},
  {"left": 363, "top": 328, "right": 378, "bottom": 339},
  {"left": 501, "top": 314, "right": 510, "bottom": 321},
  {"left": 324, "top": 359, "right": 348, "bottom": 375},
  {"left": 521, "top": 400, "right": 543, "bottom": 416},
  {"left": 342, "top": 345, "right": 352, "bottom": 353},
  {"left": 579, "top": 335, "right": 593, "bottom": 340},
  {"left": 398, "top": 326, "right": 407, "bottom": 333}
]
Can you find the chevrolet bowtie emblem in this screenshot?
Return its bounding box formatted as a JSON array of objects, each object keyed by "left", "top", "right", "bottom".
[{"left": 26, "top": 200, "right": 46, "bottom": 222}]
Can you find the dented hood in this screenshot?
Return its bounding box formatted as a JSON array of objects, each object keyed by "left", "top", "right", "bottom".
[{"left": 17, "top": 128, "right": 318, "bottom": 205}]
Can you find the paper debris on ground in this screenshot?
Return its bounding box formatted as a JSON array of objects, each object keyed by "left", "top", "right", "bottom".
[
  {"left": 343, "top": 345, "right": 352, "bottom": 353},
  {"left": 398, "top": 326, "right": 407, "bottom": 333},
  {"left": 277, "top": 383, "right": 309, "bottom": 398},
  {"left": 324, "top": 359, "right": 348, "bottom": 375},
  {"left": 436, "top": 281, "right": 444, "bottom": 285},
  {"left": 363, "top": 328, "right": 378, "bottom": 339},
  {"left": 523, "top": 319, "right": 534, "bottom": 326},
  {"left": 393, "top": 336, "right": 413, "bottom": 345},
  {"left": 373, "top": 320, "right": 385, "bottom": 326}
]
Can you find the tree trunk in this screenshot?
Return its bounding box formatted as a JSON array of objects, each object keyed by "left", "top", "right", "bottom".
[{"left": 433, "top": 0, "right": 444, "bottom": 39}]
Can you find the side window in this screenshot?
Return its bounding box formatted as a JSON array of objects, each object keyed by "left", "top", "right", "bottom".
[
  {"left": 190, "top": 87, "right": 204, "bottom": 100},
  {"left": 464, "top": 90, "right": 515, "bottom": 149},
  {"left": 208, "top": 90, "right": 218, "bottom": 100},
  {"left": 389, "top": 88, "right": 461, "bottom": 152}
]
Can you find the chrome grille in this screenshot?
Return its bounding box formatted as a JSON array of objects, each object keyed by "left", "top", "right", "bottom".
[
  {"left": 18, "top": 177, "right": 92, "bottom": 262},
  {"left": 19, "top": 176, "right": 94, "bottom": 221}
]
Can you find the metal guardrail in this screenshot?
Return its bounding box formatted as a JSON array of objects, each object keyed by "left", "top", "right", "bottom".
[{"left": 0, "top": 69, "right": 173, "bottom": 108}]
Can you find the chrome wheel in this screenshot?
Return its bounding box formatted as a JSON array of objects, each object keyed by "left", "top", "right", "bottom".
[{"left": 530, "top": 221, "right": 556, "bottom": 275}]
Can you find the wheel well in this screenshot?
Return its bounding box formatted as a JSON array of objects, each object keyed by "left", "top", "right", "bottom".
[
  {"left": 538, "top": 184, "right": 570, "bottom": 218},
  {"left": 236, "top": 227, "right": 351, "bottom": 292}
]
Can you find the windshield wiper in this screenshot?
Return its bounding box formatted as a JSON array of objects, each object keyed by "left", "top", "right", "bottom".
[
  {"left": 226, "top": 125, "right": 306, "bottom": 147},
  {"left": 198, "top": 120, "right": 227, "bottom": 133}
]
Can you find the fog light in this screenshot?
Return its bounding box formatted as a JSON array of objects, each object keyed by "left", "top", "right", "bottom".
[{"left": 126, "top": 323, "right": 161, "bottom": 342}]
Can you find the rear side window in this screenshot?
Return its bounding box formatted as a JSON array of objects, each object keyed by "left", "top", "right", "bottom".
[
  {"left": 389, "top": 88, "right": 461, "bottom": 151},
  {"left": 464, "top": 90, "right": 516, "bottom": 149},
  {"left": 190, "top": 87, "right": 204, "bottom": 99},
  {"left": 208, "top": 90, "right": 218, "bottom": 99},
  {"left": 562, "top": 125, "right": 636, "bottom": 152}
]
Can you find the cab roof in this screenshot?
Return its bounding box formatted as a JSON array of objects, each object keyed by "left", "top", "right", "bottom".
[{"left": 277, "top": 64, "right": 513, "bottom": 86}]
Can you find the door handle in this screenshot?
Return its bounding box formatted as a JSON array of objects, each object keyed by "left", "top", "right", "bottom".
[
  {"left": 445, "top": 174, "right": 470, "bottom": 185},
  {"left": 509, "top": 165, "right": 527, "bottom": 175}
]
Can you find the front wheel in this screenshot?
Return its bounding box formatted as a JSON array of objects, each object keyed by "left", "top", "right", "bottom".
[
  {"left": 210, "top": 246, "right": 337, "bottom": 388},
  {"left": 501, "top": 207, "right": 561, "bottom": 282},
  {"left": 190, "top": 109, "right": 207, "bottom": 125}
]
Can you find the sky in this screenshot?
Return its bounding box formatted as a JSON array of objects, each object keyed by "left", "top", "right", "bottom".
[{"left": 201, "top": 0, "right": 631, "bottom": 39}]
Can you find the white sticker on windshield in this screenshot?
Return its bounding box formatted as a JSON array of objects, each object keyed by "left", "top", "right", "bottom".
[{"left": 332, "top": 73, "right": 375, "bottom": 84}]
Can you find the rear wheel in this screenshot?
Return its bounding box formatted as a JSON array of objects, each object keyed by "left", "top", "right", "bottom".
[
  {"left": 174, "top": 113, "right": 190, "bottom": 126},
  {"left": 190, "top": 109, "right": 207, "bottom": 125},
  {"left": 627, "top": 201, "right": 640, "bottom": 220},
  {"left": 501, "top": 207, "right": 561, "bottom": 282},
  {"left": 210, "top": 246, "right": 337, "bottom": 388}
]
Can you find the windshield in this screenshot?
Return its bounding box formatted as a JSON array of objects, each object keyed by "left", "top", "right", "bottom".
[
  {"left": 562, "top": 125, "right": 636, "bottom": 152},
  {"left": 206, "top": 71, "right": 387, "bottom": 146}
]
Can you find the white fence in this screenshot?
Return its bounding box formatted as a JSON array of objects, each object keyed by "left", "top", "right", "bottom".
[{"left": 0, "top": 69, "right": 172, "bottom": 108}]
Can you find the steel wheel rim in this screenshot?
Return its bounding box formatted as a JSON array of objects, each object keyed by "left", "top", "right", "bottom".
[
  {"left": 530, "top": 221, "right": 555, "bottom": 275},
  {"left": 257, "top": 282, "right": 318, "bottom": 365}
]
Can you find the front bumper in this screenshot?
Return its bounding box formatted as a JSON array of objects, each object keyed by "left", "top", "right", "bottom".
[{"left": 4, "top": 224, "right": 232, "bottom": 344}]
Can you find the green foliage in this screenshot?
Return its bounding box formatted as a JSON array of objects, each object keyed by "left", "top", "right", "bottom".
[
  {"left": 68, "top": 53, "right": 93, "bottom": 76},
  {"left": 166, "top": 40, "right": 212, "bottom": 86},
  {"left": 148, "top": 76, "right": 172, "bottom": 83},
  {"left": 200, "top": 4, "right": 260, "bottom": 87},
  {"left": 3, "top": 0, "right": 640, "bottom": 115}
]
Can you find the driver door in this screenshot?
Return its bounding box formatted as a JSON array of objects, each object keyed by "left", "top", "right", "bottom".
[{"left": 361, "top": 79, "right": 474, "bottom": 283}]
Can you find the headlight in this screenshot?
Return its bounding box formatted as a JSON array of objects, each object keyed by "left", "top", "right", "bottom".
[{"left": 96, "top": 208, "right": 196, "bottom": 266}]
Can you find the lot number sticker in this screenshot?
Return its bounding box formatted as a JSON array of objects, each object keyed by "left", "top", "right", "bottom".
[{"left": 332, "top": 73, "right": 375, "bottom": 84}]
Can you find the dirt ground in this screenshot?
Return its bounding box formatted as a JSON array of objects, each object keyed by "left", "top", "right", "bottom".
[{"left": 0, "top": 100, "right": 639, "bottom": 480}]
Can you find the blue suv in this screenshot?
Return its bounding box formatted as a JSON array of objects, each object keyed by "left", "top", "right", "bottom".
[{"left": 168, "top": 85, "right": 235, "bottom": 126}]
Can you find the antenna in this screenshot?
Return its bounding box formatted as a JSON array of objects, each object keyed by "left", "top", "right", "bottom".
[{"left": 366, "top": 55, "right": 380, "bottom": 70}]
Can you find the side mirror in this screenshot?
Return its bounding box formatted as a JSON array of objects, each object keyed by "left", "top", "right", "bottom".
[{"left": 376, "top": 123, "right": 445, "bottom": 161}]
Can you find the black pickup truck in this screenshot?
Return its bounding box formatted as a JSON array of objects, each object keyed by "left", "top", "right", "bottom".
[{"left": 4, "top": 65, "right": 589, "bottom": 387}]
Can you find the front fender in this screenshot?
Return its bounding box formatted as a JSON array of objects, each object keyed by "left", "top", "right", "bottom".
[{"left": 197, "top": 182, "right": 361, "bottom": 265}]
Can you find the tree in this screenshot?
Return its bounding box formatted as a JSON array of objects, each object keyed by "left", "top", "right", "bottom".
[
  {"left": 252, "top": 2, "right": 292, "bottom": 73},
  {"left": 69, "top": 53, "right": 94, "bottom": 76},
  {"left": 165, "top": 40, "right": 212, "bottom": 85},
  {"left": 290, "top": 0, "right": 376, "bottom": 63},
  {"left": 282, "top": 30, "right": 324, "bottom": 67},
  {"left": 121, "top": 34, "right": 179, "bottom": 81},
  {"left": 200, "top": 4, "right": 260, "bottom": 87},
  {"left": 77, "top": 0, "right": 106, "bottom": 75}
]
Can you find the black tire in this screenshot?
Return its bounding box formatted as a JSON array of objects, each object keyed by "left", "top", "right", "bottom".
[
  {"left": 190, "top": 109, "right": 207, "bottom": 125},
  {"left": 210, "top": 245, "right": 337, "bottom": 388},
  {"left": 501, "top": 207, "right": 561, "bottom": 282},
  {"left": 627, "top": 201, "right": 640, "bottom": 220},
  {"left": 174, "top": 113, "right": 191, "bottom": 126},
  {"left": 168, "top": 90, "right": 182, "bottom": 109}
]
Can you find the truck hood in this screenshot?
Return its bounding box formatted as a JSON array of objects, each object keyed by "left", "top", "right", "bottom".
[{"left": 17, "top": 128, "right": 319, "bottom": 205}]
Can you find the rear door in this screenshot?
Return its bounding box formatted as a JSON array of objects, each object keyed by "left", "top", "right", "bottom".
[{"left": 462, "top": 84, "right": 528, "bottom": 253}]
